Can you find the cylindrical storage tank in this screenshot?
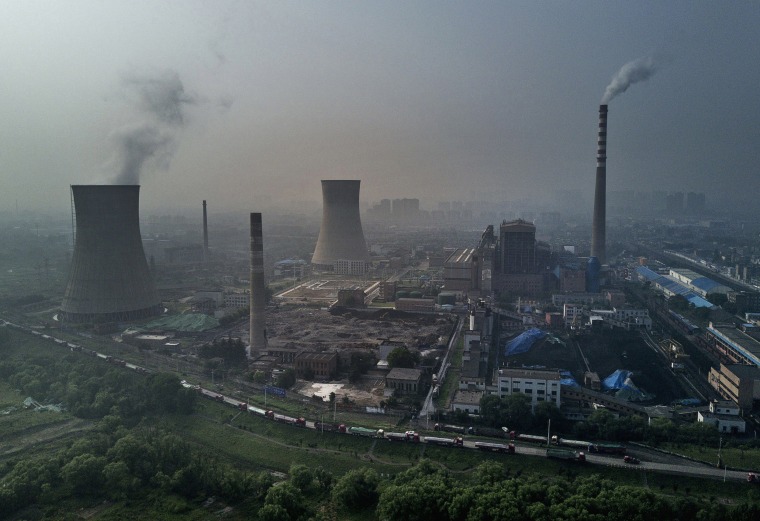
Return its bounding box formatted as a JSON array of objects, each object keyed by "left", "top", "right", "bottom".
[
  {"left": 409, "top": 291, "right": 423, "bottom": 298},
  {"left": 396, "top": 290, "right": 410, "bottom": 299},
  {"left": 437, "top": 292, "right": 456, "bottom": 306},
  {"left": 311, "top": 180, "right": 370, "bottom": 274},
  {"left": 61, "top": 185, "right": 161, "bottom": 322}
]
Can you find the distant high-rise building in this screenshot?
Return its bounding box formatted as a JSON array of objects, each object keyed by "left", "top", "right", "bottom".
[
  {"left": 666, "top": 192, "right": 685, "bottom": 214},
  {"left": 391, "top": 198, "right": 420, "bottom": 221},
  {"left": 686, "top": 192, "right": 706, "bottom": 215}
]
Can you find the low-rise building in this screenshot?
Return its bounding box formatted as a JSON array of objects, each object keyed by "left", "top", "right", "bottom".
[
  {"left": 386, "top": 367, "right": 422, "bottom": 395},
  {"left": 395, "top": 298, "right": 435, "bottom": 313},
  {"left": 294, "top": 351, "right": 337, "bottom": 380},
  {"left": 452, "top": 390, "right": 483, "bottom": 415},
  {"left": 493, "top": 368, "right": 562, "bottom": 410}
]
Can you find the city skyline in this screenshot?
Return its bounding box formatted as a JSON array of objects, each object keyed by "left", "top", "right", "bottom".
[{"left": 1, "top": 1, "right": 758, "bottom": 214}]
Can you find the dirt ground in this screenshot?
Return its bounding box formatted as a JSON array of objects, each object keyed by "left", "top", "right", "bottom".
[{"left": 267, "top": 305, "right": 455, "bottom": 350}]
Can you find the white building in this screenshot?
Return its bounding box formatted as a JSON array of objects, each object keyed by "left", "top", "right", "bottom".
[
  {"left": 493, "top": 368, "right": 561, "bottom": 410},
  {"left": 589, "top": 307, "right": 652, "bottom": 330},
  {"left": 697, "top": 399, "right": 746, "bottom": 434},
  {"left": 224, "top": 292, "right": 250, "bottom": 308},
  {"left": 563, "top": 304, "right": 583, "bottom": 328}
]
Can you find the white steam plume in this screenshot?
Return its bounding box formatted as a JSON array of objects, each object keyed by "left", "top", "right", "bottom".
[
  {"left": 111, "top": 124, "right": 173, "bottom": 185},
  {"left": 122, "top": 69, "right": 196, "bottom": 126},
  {"left": 602, "top": 56, "right": 658, "bottom": 104}
]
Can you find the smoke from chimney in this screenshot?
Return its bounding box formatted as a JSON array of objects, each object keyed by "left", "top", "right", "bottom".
[
  {"left": 110, "top": 69, "right": 196, "bottom": 185},
  {"left": 602, "top": 56, "right": 658, "bottom": 104}
]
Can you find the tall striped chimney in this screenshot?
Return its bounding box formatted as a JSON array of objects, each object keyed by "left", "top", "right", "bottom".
[
  {"left": 249, "top": 213, "right": 267, "bottom": 358},
  {"left": 591, "top": 104, "right": 608, "bottom": 265},
  {"left": 202, "top": 200, "right": 209, "bottom": 263}
]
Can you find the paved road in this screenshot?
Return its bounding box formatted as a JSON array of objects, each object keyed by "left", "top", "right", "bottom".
[{"left": 420, "top": 315, "right": 463, "bottom": 418}]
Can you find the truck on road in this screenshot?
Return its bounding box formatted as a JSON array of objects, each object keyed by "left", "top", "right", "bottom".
[
  {"left": 424, "top": 436, "right": 463, "bottom": 447},
  {"left": 348, "top": 426, "right": 383, "bottom": 438},
  {"left": 547, "top": 448, "right": 586, "bottom": 462}
]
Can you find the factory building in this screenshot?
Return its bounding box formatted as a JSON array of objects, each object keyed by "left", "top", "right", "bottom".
[
  {"left": 492, "top": 368, "right": 562, "bottom": 410},
  {"left": 492, "top": 219, "right": 552, "bottom": 298},
  {"left": 705, "top": 323, "right": 760, "bottom": 367},
  {"left": 708, "top": 363, "right": 760, "bottom": 410},
  {"left": 443, "top": 248, "right": 480, "bottom": 291},
  {"left": 61, "top": 185, "right": 161, "bottom": 323},
  {"left": 668, "top": 268, "right": 731, "bottom": 298}
]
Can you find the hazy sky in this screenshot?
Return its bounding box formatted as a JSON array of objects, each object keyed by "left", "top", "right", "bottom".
[{"left": 1, "top": 1, "right": 758, "bottom": 214}]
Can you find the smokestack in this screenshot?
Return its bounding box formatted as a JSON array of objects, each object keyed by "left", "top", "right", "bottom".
[
  {"left": 202, "top": 200, "right": 209, "bottom": 263},
  {"left": 591, "top": 104, "right": 608, "bottom": 265},
  {"left": 312, "top": 180, "right": 370, "bottom": 275},
  {"left": 61, "top": 185, "right": 161, "bottom": 322},
  {"left": 249, "top": 213, "right": 267, "bottom": 358}
]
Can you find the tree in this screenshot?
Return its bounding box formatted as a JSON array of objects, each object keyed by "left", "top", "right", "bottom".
[
  {"left": 61, "top": 454, "right": 106, "bottom": 496},
  {"left": 264, "top": 482, "right": 309, "bottom": 520},
  {"left": 387, "top": 347, "right": 420, "bottom": 369},
  {"left": 276, "top": 368, "right": 296, "bottom": 389},
  {"left": 331, "top": 468, "right": 379, "bottom": 512},
  {"left": 289, "top": 463, "right": 315, "bottom": 492}
]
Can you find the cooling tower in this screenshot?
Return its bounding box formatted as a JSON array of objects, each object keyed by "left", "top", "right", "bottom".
[
  {"left": 61, "top": 185, "right": 161, "bottom": 323},
  {"left": 249, "top": 213, "right": 267, "bottom": 358},
  {"left": 311, "top": 180, "right": 370, "bottom": 274},
  {"left": 590, "top": 104, "right": 608, "bottom": 265}
]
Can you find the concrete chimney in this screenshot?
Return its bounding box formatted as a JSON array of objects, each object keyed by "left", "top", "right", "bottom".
[
  {"left": 249, "top": 213, "right": 267, "bottom": 358},
  {"left": 591, "top": 104, "right": 608, "bottom": 265},
  {"left": 202, "top": 200, "right": 209, "bottom": 263}
]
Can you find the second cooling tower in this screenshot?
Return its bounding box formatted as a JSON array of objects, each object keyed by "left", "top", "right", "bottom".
[
  {"left": 61, "top": 185, "right": 161, "bottom": 323},
  {"left": 311, "top": 180, "right": 370, "bottom": 275}
]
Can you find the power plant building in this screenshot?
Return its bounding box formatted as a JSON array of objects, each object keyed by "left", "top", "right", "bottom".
[
  {"left": 492, "top": 219, "right": 551, "bottom": 298},
  {"left": 61, "top": 185, "right": 161, "bottom": 323},
  {"left": 311, "top": 180, "right": 370, "bottom": 275}
]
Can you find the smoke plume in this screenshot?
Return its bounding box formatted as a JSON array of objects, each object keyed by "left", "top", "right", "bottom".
[
  {"left": 122, "top": 70, "right": 196, "bottom": 126},
  {"left": 602, "top": 56, "right": 658, "bottom": 104},
  {"left": 109, "top": 69, "right": 194, "bottom": 184},
  {"left": 112, "top": 124, "right": 173, "bottom": 185}
]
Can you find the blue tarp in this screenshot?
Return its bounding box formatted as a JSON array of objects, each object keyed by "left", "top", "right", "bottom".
[
  {"left": 505, "top": 328, "right": 547, "bottom": 356},
  {"left": 602, "top": 369, "right": 632, "bottom": 390},
  {"left": 560, "top": 370, "right": 579, "bottom": 387}
]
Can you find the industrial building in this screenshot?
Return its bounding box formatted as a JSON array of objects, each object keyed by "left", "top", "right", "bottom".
[
  {"left": 668, "top": 268, "right": 731, "bottom": 298},
  {"left": 311, "top": 180, "right": 370, "bottom": 275},
  {"left": 492, "top": 368, "right": 562, "bottom": 410},
  {"left": 635, "top": 266, "right": 715, "bottom": 308},
  {"left": 705, "top": 323, "right": 760, "bottom": 367},
  {"left": 442, "top": 248, "right": 480, "bottom": 291},
  {"left": 708, "top": 363, "right": 760, "bottom": 410},
  {"left": 61, "top": 185, "right": 161, "bottom": 323},
  {"left": 492, "top": 219, "right": 551, "bottom": 298}
]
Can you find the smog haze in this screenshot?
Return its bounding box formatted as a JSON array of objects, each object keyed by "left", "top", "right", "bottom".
[{"left": 1, "top": 1, "right": 758, "bottom": 214}]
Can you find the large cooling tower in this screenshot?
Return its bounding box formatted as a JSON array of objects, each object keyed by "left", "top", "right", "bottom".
[
  {"left": 590, "top": 104, "right": 608, "bottom": 265},
  {"left": 61, "top": 185, "right": 161, "bottom": 322},
  {"left": 311, "top": 180, "right": 369, "bottom": 272},
  {"left": 249, "top": 213, "right": 267, "bottom": 358}
]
